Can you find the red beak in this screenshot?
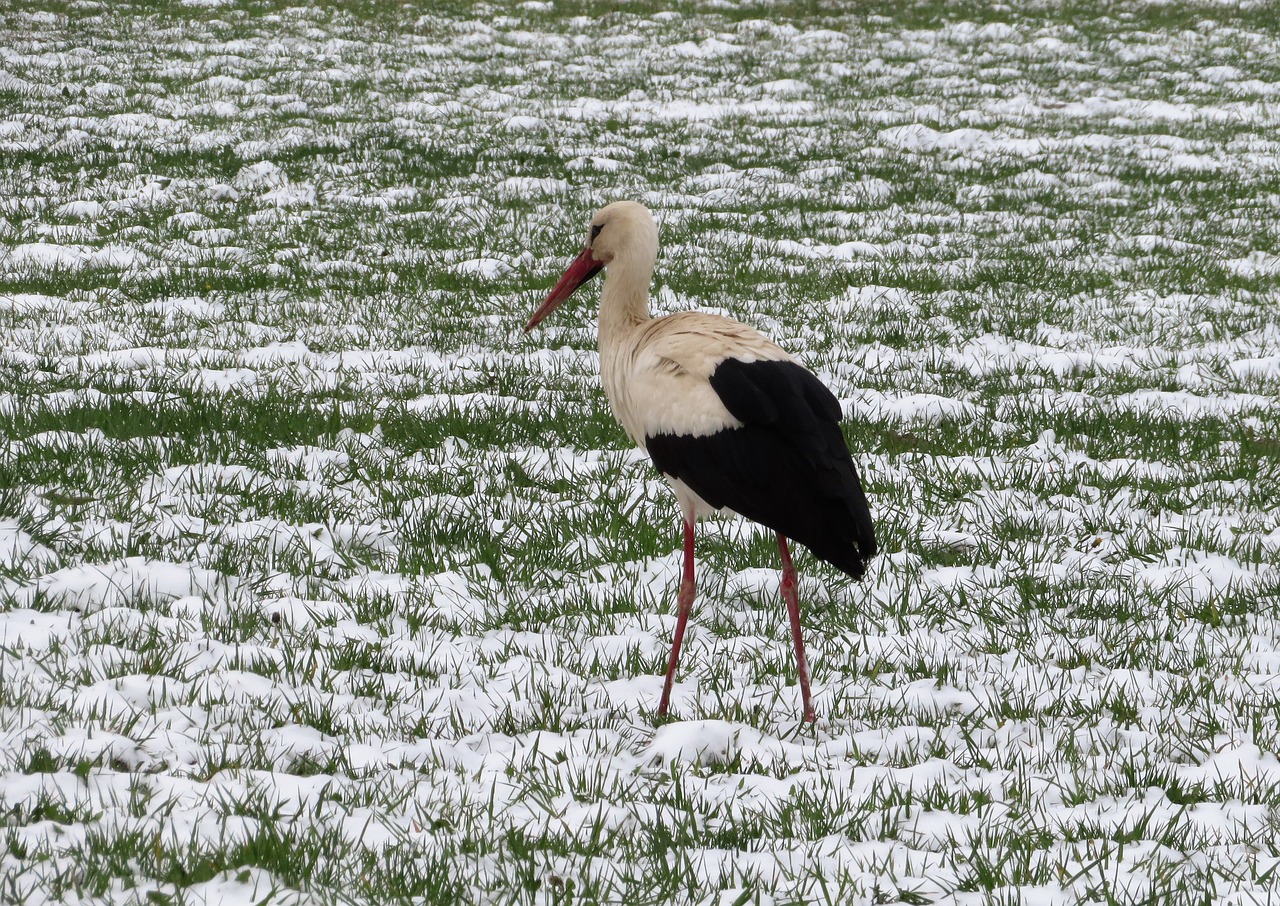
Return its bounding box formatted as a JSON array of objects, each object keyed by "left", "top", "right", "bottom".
[{"left": 524, "top": 246, "right": 603, "bottom": 332}]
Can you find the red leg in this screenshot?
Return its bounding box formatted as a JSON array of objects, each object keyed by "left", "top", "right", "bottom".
[
  {"left": 658, "top": 519, "right": 697, "bottom": 718},
  {"left": 777, "top": 534, "right": 816, "bottom": 722}
]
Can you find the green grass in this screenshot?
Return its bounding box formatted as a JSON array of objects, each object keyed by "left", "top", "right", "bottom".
[{"left": 2, "top": 0, "right": 1280, "bottom": 903}]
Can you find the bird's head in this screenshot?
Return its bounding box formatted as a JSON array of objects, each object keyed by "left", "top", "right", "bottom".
[{"left": 524, "top": 200, "right": 657, "bottom": 332}]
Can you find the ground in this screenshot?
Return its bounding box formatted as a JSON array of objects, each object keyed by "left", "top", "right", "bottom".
[{"left": 2, "top": 0, "right": 1280, "bottom": 903}]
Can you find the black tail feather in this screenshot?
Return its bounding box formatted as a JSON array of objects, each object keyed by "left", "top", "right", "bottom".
[
  {"left": 647, "top": 423, "right": 876, "bottom": 579},
  {"left": 646, "top": 357, "right": 877, "bottom": 580}
]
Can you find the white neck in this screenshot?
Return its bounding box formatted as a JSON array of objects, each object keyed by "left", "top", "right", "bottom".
[{"left": 597, "top": 249, "right": 654, "bottom": 351}]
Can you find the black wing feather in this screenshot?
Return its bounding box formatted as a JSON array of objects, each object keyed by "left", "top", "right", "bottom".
[{"left": 646, "top": 358, "right": 876, "bottom": 579}]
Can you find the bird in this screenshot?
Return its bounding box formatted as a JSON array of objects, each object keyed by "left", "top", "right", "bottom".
[{"left": 525, "top": 200, "right": 876, "bottom": 722}]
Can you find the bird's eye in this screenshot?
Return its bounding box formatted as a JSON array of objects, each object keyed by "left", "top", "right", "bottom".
[{"left": 590, "top": 223, "right": 603, "bottom": 242}]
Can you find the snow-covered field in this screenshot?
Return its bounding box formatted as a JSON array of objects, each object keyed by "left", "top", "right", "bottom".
[{"left": 3, "top": 1, "right": 1280, "bottom": 902}]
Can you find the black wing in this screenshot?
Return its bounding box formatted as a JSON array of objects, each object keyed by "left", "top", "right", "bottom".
[{"left": 646, "top": 358, "right": 877, "bottom": 579}]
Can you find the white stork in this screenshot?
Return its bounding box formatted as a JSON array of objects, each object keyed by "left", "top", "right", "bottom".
[{"left": 525, "top": 201, "right": 876, "bottom": 722}]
